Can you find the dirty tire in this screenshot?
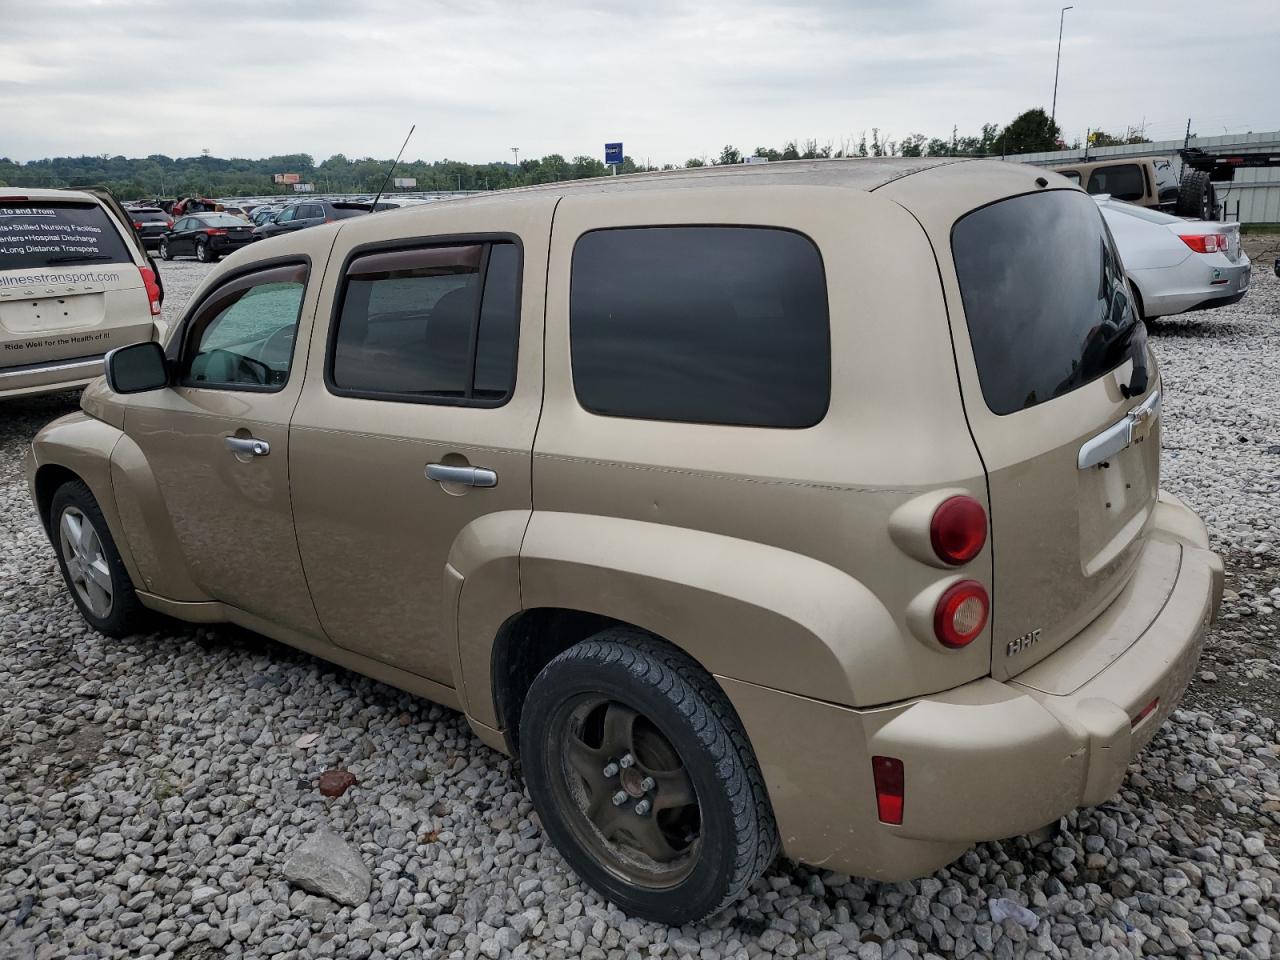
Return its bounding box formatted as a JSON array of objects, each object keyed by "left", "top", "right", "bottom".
[
  {"left": 49, "top": 480, "right": 148, "bottom": 638},
  {"left": 1177, "top": 170, "right": 1216, "bottom": 220},
  {"left": 520, "top": 628, "right": 779, "bottom": 924}
]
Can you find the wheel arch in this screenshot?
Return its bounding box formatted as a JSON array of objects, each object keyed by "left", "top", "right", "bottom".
[{"left": 462, "top": 511, "right": 900, "bottom": 742}]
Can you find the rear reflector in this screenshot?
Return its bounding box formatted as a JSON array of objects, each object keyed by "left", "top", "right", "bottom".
[
  {"left": 871, "top": 756, "right": 904, "bottom": 824},
  {"left": 934, "top": 579, "right": 989, "bottom": 648},
  {"left": 138, "top": 265, "right": 162, "bottom": 317},
  {"left": 1179, "top": 233, "right": 1227, "bottom": 254},
  {"left": 1131, "top": 697, "right": 1160, "bottom": 728},
  {"left": 930, "top": 496, "right": 988, "bottom": 565}
]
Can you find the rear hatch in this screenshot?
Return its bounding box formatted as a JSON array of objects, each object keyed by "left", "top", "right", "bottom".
[
  {"left": 0, "top": 198, "right": 152, "bottom": 368},
  {"left": 948, "top": 188, "right": 1162, "bottom": 680}
]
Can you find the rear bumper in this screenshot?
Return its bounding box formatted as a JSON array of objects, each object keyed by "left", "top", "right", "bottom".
[
  {"left": 1140, "top": 258, "right": 1251, "bottom": 317},
  {"left": 0, "top": 354, "right": 107, "bottom": 400},
  {"left": 724, "top": 490, "right": 1222, "bottom": 880}
]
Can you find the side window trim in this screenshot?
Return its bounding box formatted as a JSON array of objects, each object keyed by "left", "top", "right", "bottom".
[
  {"left": 322, "top": 233, "right": 523, "bottom": 409},
  {"left": 171, "top": 259, "right": 311, "bottom": 394}
]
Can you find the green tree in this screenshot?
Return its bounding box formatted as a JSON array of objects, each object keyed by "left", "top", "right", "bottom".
[
  {"left": 993, "top": 108, "right": 1060, "bottom": 155},
  {"left": 715, "top": 145, "right": 742, "bottom": 165}
]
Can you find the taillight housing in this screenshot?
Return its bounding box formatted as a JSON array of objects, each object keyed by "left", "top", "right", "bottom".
[
  {"left": 934, "top": 579, "right": 989, "bottom": 648},
  {"left": 871, "top": 756, "right": 904, "bottom": 824},
  {"left": 138, "top": 265, "right": 162, "bottom": 316},
  {"left": 132, "top": 221, "right": 144, "bottom": 230},
  {"left": 205, "top": 228, "right": 227, "bottom": 236},
  {"left": 929, "top": 496, "right": 987, "bottom": 565},
  {"left": 1179, "top": 233, "right": 1227, "bottom": 254}
]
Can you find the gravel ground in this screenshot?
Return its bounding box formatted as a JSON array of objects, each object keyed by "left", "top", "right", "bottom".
[{"left": 1, "top": 254, "right": 1278, "bottom": 960}]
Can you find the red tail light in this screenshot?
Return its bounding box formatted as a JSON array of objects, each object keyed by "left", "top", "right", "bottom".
[
  {"left": 205, "top": 228, "right": 227, "bottom": 236},
  {"left": 934, "top": 579, "right": 989, "bottom": 648},
  {"left": 132, "top": 221, "right": 144, "bottom": 230},
  {"left": 1179, "top": 233, "right": 1227, "bottom": 254},
  {"left": 930, "top": 496, "right": 987, "bottom": 565},
  {"left": 871, "top": 756, "right": 904, "bottom": 824},
  {"left": 138, "top": 265, "right": 162, "bottom": 317}
]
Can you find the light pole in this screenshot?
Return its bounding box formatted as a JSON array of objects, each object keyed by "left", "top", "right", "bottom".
[
  {"left": 511, "top": 146, "right": 520, "bottom": 168},
  {"left": 1050, "top": 6, "right": 1073, "bottom": 137}
]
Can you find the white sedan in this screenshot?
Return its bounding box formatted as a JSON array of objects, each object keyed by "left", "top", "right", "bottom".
[{"left": 1097, "top": 196, "right": 1251, "bottom": 322}]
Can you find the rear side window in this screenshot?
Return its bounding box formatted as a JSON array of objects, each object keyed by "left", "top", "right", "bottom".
[
  {"left": 952, "top": 190, "right": 1138, "bottom": 416},
  {"left": 329, "top": 241, "right": 521, "bottom": 405},
  {"left": 1057, "top": 170, "right": 1081, "bottom": 185},
  {"left": 0, "top": 201, "right": 132, "bottom": 269},
  {"left": 1086, "top": 164, "right": 1145, "bottom": 202},
  {"left": 570, "top": 226, "right": 830, "bottom": 428}
]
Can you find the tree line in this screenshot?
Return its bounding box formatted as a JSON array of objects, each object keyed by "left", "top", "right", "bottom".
[{"left": 0, "top": 109, "right": 1147, "bottom": 200}]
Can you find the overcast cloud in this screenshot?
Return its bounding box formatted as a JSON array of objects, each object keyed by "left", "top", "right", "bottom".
[{"left": 1, "top": 0, "right": 1277, "bottom": 164}]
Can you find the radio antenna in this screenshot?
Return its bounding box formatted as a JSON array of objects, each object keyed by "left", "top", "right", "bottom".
[{"left": 371, "top": 124, "right": 416, "bottom": 209}]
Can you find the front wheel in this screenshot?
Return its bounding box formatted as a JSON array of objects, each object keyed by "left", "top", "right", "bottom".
[
  {"left": 159, "top": 239, "right": 172, "bottom": 261},
  {"left": 50, "top": 481, "right": 148, "bottom": 637},
  {"left": 520, "top": 628, "right": 778, "bottom": 924}
]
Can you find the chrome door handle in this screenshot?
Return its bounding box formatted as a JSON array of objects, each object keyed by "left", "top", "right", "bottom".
[
  {"left": 225, "top": 436, "right": 271, "bottom": 457},
  {"left": 425, "top": 463, "right": 498, "bottom": 488}
]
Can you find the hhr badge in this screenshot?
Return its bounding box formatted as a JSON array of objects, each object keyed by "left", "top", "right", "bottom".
[{"left": 1007, "top": 628, "right": 1042, "bottom": 657}]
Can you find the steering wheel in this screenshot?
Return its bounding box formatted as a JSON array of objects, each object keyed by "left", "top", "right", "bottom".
[
  {"left": 199, "top": 348, "right": 272, "bottom": 386},
  {"left": 260, "top": 325, "right": 296, "bottom": 367}
]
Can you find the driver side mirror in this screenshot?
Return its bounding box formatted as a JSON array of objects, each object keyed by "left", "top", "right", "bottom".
[{"left": 105, "top": 341, "right": 169, "bottom": 394}]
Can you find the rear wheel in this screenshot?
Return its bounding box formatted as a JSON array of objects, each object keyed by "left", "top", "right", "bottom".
[
  {"left": 520, "top": 628, "right": 778, "bottom": 924},
  {"left": 195, "top": 240, "right": 217, "bottom": 263},
  {"left": 50, "top": 481, "right": 148, "bottom": 637},
  {"left": 1177, "top": 170, "right": 1217, "bottom": 220},
  {"left": 159, "top": 239, "right": 172, "bottom": 261}
]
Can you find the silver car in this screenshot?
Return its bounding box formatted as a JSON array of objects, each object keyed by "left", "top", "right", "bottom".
[{"left": 1097, "top": 196, "right": 1251, "bottom": 321}]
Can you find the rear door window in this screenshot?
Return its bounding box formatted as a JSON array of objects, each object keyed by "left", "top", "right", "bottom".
[
  {"left": 1086, "top": 164, "right": 1145, "bottom": 201},
  {"left": 952, "top": 190, "right": 1138, "bottom": 416},
  {"left": 570, "top": 226, "right": 830, "bottom": 428},
  {"left": 328, "top": 241, "right": 521, "bottom": 405},
  {"left": 0, "top": 201, "right": 132, "bottom": 270}
]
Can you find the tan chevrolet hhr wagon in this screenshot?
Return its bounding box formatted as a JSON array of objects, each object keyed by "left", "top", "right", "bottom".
[{"left": 27, "top": 158, "right": 1223, "bottom": 924}]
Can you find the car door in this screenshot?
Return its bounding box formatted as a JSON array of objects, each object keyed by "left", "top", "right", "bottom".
[
  {"left": 264, "top": 207, "right": 295, "bottom": 237},
  {"left": 121, "top": 251, "right": 328, "bottom": 636},
  {"left": 289, "top": 199, "right": 553, "bottom": 686},
  {"left": 169, "top": 218, "right": 190, "bottom": 255}
]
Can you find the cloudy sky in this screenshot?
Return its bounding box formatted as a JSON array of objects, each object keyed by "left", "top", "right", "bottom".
[{"left": 2, "top": 0, "right": 1278, "bottom": 164}]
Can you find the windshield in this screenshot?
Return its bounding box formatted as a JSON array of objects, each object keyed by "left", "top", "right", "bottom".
[
  {"left": 0, "top": 200, "right": 133, "bottom": 269},
  {"left": 952, "top": 189, "right": 1140, "bottom": 416}
]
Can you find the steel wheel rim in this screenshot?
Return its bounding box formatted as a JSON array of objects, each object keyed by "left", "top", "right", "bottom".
[
  {"left": 551, "top": 695, "right": 701, "bottom": 889},
  {"left": 59, "top": 507, "right": 113, "bottom": 619}
]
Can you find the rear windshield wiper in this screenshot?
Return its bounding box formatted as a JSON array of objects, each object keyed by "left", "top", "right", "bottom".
[{"left": 44, "top": 254, "right": 115, "bottom": 264}]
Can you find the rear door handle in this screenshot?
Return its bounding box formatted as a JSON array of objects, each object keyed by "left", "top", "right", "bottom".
[
  {"left": 225, "top": 436, "right": 271, "bottom": 457},
  {"left": 425, "top": 463, "right": 498, "bottom": 488}
]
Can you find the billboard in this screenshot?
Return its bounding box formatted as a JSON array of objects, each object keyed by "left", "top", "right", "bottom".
[
  {"left": 392, "top": 177, "right": 417, "bottom": 188},
  {"left": 292, "top": 182, "right": 315, "bottom": 193},
  {"left": 274, "top": 173, "right": 301, "bottom": 185}
]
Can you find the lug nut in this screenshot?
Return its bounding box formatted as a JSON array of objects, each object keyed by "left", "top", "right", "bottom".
[
  {"left": 639, "top": 776, "right": 656, "bottom": 792},
  {"left": 612, "top": 791, "right": 628, "bottom": 806},
  {"left": 618, "top": 753, "right": 635, "bottom": 769},
  {"left": 634, "top": 799, "right": 652, "bottom": 816},
  {"left": 602, "top": 762, "right": 619, "bottom": 778}
]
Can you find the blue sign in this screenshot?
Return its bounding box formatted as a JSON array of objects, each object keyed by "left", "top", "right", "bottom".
[{"left": 604, "top": 142, "right": 623, "bottom": 165}]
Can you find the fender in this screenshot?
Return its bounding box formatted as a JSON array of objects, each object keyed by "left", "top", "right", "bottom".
[
  {"left": 28, "top": 411, "right": 140, "bottom": 585},
  {"left": 459, "top": 511, "right": 907, "bottom": 729}
]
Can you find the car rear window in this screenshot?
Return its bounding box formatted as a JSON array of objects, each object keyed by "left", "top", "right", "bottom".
[
  {"left": 0, "top": 201, "right": 133, "bottom": 270},
  {"left": 132, "top": 210, "right": 170, "bottom": 223},
  {"left": 198, "top": 214, "right": 248, "bottom": 227},
  {"left": 952, "top": 190, "right": 1138, "bottom": 416},
  {"left": 1085, "top": 164, "right": 1145, "bottom": 202},
  {"left": 331, "top": 206, "right": 371, "bottom": 219},
  {"left": 570, "top": 226, "right": 830, "bottom": 428}
]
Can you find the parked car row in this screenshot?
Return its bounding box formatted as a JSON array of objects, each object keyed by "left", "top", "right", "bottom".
[{"left": 23, "top": 158, "right": 1225, "bottom": 926}]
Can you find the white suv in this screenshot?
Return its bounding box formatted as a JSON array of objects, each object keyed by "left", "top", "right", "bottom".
[{"left": 0, "top": 187, "right": 165, "bottom": 399}]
